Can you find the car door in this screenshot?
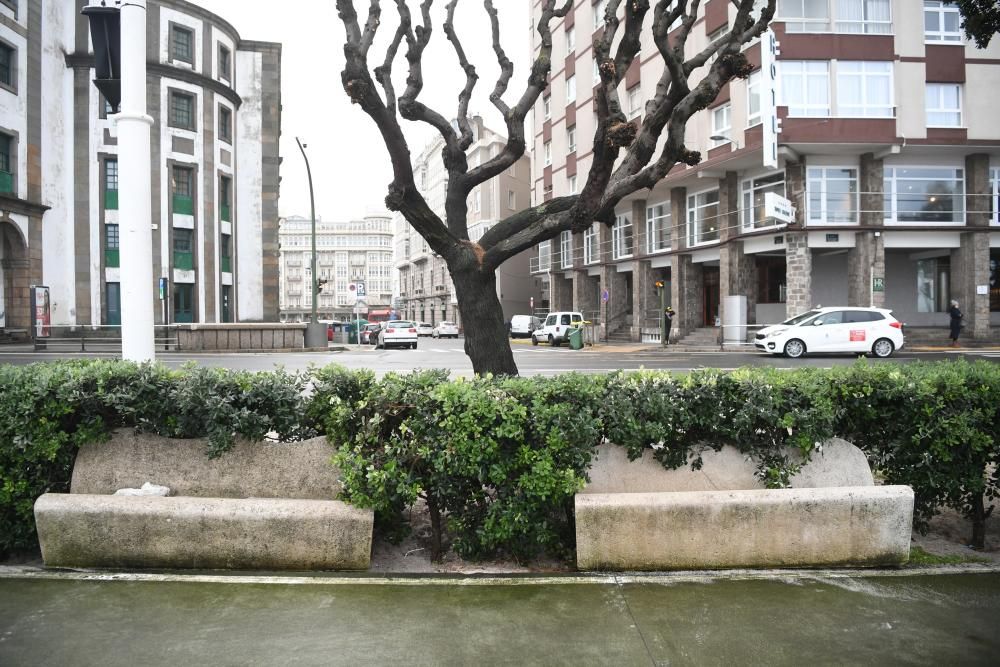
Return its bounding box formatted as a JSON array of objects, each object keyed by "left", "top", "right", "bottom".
[
  {"left": 541, "top": 314, "right": 557, "bottom": 339},
  {"left": 803, "top": 310, "right": 844, "bottom": 352},
  {"left": 843, "top": 310, "right": 877, "bottom": 352}
]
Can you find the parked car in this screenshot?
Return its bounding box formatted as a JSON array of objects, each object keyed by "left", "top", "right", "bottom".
[
  {"left": 531, "top": 311, "right": 585, "bottom": 347},
  {"left": 375, "top": 320, "right": 419, "bottom": 349},
  {"left": 754, "top": 307, "right": 904, "bottom": 358},
  {"left": 360, "top": 323, "right": 382, "bottom": 345},
  {"left": 432, "top": 321, "right": 460, "bottom": 339},
  {"left": 416, "top": 322, "right": 434, "bottom": 337},
  {"left": 510, "top": 315, "right": 541, "bottom": 338}
]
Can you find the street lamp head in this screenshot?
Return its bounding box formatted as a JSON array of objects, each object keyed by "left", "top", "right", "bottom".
[{"left": 82, "top": 3, "right": 121, "bottom": 112}]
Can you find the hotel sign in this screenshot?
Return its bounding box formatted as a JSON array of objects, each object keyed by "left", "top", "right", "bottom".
[{"left": 761, "top": 29, "right": 780, "bottom": 169}]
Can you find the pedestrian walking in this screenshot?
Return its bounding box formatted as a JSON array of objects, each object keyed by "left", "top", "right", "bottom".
[
  {"left": 948, "top": 299, "right": 963, "bottom": 347},
  {"left": 664, "top": 306, "right": 675, "bottom": 345}
]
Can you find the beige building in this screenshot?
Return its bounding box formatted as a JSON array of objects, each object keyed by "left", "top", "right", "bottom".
[
  {"left": 396, "top": 116, "right": 533, "bottom": 327},
  {"left": 531, "top": 0, "right": 1000, "bottom": 342}
]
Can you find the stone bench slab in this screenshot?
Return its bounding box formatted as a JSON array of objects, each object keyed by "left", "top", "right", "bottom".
[
  {"left": 34, "top": 494, "right": 374, "bottom": 571},
  {"left": 575, "top": 486, "right": 914, "bottom": 571}
]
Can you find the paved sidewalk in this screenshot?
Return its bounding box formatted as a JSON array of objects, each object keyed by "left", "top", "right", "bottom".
[{"left": 1, "top": 567, "right": 998, "bottom": 666}]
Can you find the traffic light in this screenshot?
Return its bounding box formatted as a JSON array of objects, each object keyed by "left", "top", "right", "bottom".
[
  {"left": 82, "top": 3, "right": 121, "bottom": 113},
  {"left": 654, "top": 280, "right": 665, "bottom": 289},
  {"left": 316, "top": 279, "right": 328, "bottom": 292}
]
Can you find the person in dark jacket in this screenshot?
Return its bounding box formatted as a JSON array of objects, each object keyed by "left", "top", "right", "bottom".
[
  {"left": 664, "top": 306, "right": 675, "bottom": 345},
  {"left": 948, "top": 300, "right": 963, "bottom": 347}
]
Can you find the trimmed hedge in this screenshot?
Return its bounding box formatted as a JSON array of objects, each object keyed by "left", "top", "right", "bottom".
[{"left": 2, "top": 360, "right": 998, "bottom": 559}]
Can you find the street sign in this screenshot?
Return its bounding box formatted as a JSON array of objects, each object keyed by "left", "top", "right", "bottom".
[
  {"left": 763, "top": 192, "right": 795, "bottom": 223},
  {"left": 601, "top": 289, "right": 609, "bottom": 303},
  {"left": 158, "top": 277, "right": 167, "bottom": 300},
  {"left": 356, "top": 281, "right": 366, "bottom": 298},
  {"left": 873, "top": 277, "right": 885, "bottom": 292}
]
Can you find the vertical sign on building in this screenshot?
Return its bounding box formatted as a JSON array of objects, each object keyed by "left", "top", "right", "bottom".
[
  {"left": 761, "top": 29, "right": 780, "bottom": 169},
  {"left": 30, "top": 285, "right": 51, "bottom": 338}
]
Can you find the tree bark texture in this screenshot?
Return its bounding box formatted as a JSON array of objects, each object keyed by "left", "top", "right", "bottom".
[{"left": 452, "top": 267, "right": 518, "bottom": 377}]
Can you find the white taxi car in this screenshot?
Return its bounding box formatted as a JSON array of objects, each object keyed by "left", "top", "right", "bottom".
[
  {"left": 755, "top": 307, "right": 904, "bottom": 358},
  {"left": 432, "top": 321, "right": 460, "bottom": 339},
  {"left": 375, "top": 320, "right": 419, "bottom": 350}
]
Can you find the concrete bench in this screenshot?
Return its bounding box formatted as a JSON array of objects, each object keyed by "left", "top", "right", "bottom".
[
  {"left": 575, "top": 440, "right": 914, "bottom": 571},
  {"left": 34, "top": 430, "right": 373, "bottom": 571}
]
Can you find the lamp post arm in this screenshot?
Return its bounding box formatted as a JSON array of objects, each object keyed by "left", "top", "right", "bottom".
[{"left": 296, "top": 137, "right": 318, "bottom": 324}]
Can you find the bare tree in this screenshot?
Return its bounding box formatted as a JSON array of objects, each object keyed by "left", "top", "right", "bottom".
[{"left": 337, "top": 0, "right": 775, "bottom": 376}]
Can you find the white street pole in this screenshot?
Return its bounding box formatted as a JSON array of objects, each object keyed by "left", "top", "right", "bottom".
[{"left": 116, "top": 0, "right": 155, "bottom": 361}]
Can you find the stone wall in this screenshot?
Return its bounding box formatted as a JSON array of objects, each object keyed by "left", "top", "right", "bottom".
[{"left": 174, "top": 322, "right": 307, "bottom": 350}]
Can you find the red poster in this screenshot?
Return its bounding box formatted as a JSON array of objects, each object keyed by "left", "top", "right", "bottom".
[
  {"left": 33, "top": 286, "right": 51, "bottom": 338},
  {"left": 850, "top": 329, "right": 866, "bottom": 342}
]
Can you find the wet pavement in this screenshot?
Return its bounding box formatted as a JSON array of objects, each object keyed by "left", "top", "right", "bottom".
[{"left": 1, "top": 569, "right": 998, "bottom": 666}]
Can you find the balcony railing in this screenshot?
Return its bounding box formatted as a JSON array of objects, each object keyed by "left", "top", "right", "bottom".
[
  {"left": 173, "top": 251, "right": 194, "bottom": 270},
  {"left": 105, "top": 190, "right": 118, "bottom": 210},
  {"left": 104, "top": 248, "right": 120, "bottom": 268},
  {"left": 220, "top": 256, "right": 231, "bottom": 273},
  {"left": 221, "top": 204, "right": 231, "bottom": 222},
  {"left": 172, "top": 194, "right": 194, "bottom": 215},
  {"left": 0, "top": 170, "right": 12, "bottom": 194}
]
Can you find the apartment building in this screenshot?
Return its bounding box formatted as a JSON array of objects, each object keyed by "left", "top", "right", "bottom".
[
  {"left": 0, "top": 0, "right": 281, "bottom": 333},
  {"left": 530, "top": 0, "right": 1000, "bottom": 342},
  {"left": 278, "top": 214, "right": 394, "bottom": 322},
  {"left": 395, "top": 115, "right": 533, "bottom": 327}
]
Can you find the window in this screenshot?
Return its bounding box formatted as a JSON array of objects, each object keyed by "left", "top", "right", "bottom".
[
  {"left": 105, "top": 282, "right": 121, "bottom": 326},
  {"left": 567, "top": 125, "right": 577, "bottom": 153},
  {"left": 884, "top": 167, "right": 964, "bottom": 224},
  {"left": 220, "top": 176, "right": 232, "bottom": 222},
  {"left": 561, "top": 230, "right": 573, "bottom": 269},
  {"left": 747, "top": 70, "right": 762, "bottom": 127},
  {"left": 593, "top": 58, "right": 601, "bottom": 85},
  {"left": 584, "top": 224, "right": 599, "bottom": 264},
  {"left": 687, "top": 190, "right": 721, "bottom": 246},
  {"left": 173, "top": 166, "right": 193, "bottom": 198},
  {"left": 473, "top": 189, "right": 481, "bottom": 213},
  {"left": 992, "top": 168, "right": 999, "bottom": 226},
  {"left": 741, "top": 172, "right": 786, "bottom": 230},
  {"left": 104, "top": 159, "right": 119, "bottom": 210},
  {"left": 627, "top": 86, "right": 642, "bottom": 119},
  {"left": 104, "top": 223, "right": 119, "bottom": 268},
  {"left": 0, "top": 41, "right": 15, "bottom": 92},
  {"left": 568, "top": 175, "right": 578, "bottom": 194},
  {"left": 835, "top": 0, "right": 892, "bottom": 34},
  {"left": 926, "top": 83, "right": 962, "bottom": 127},
  {"left": 508, "top": 190, "right": 516, "bottom": 209},
  {"left": 779, "top": 61, "right": 830, "bottom": 117},
  {"left": 807, "top": 167, "right": 858, "bottom": 224},
  {"left": 612, "top": 214, "right": 633, "bottom": 259},
  {"left": 711, "top": 104, "right": 732, "bottom": 147},
  {"left": 646, "top": 203, "right": 671, "bottom": 254},
  {"left": 836, "top": 61, "right": 892, "bottom": 117},
  {"left": 218, "top": 44, "right": 231, "bottom": 80},
  {"left": 169, "top": 91, "right": 195, "bottom": 130},
  {"left": 220, "top": 233, "right": 232, "bottom": 273},
  {"left": 538, "top": 240, "right": 552, "bottom": 271},
  {"left": 566, "top": 26, "right": 576, "bottom": 52},
  {"left": 566, "top": 75, "right": 576, "bottom": 104},
  {"left": 778, "top": 0, "right": 830, "bottom": 32},
  {"left": 924, "top": 1, "right": 962, "bottom": 43},
  {"left": 544, "top": 141, "right": 552, "bottom": 166},
  {"left": 219, "top": 106, "right": 232, "bottom": 142},
  {"left": 101, "top": 95, "right": 114, "bottom": 118},
  {"left": 0, "top": 132, "right": 10, "bottom": 191},
  {"left": 173, "top": 228, "right": 194, "bottom": 271},
  {"left": 543, "top": 96, "right": 551, "bottom": 120},
  {"left": 594, "top": 0, "right": 609, "bottom": 29},
  {"left": 508, "top": 163, "right": 516, "bottom": 178},
  {"left": 171, "top": 25, "right": 194, "bottom": 64}
]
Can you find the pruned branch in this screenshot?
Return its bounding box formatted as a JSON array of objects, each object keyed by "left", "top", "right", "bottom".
[{"left": 444, "top": 0, "right": 479, "bottom": 151}]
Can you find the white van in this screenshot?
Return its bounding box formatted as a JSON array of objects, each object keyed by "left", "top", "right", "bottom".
[
  {"left": 532, "top": 311, "right": 585, "bottom": 346},
  {"left": 510, "top": 315, "right": 541, "bottom": 338}
]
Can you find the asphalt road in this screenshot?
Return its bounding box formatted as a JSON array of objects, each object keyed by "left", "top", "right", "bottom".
[{"left": 1, "top": 335, "right": 998, "bottom": 375}]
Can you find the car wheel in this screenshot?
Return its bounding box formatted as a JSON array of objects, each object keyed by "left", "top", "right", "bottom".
[
  {"left": 783, "top": 339, "right": 806, "bottom": 359},
  {"left": 549, "top": 335, "right": 557, "bottom": 347},
  {"left": 872, "top": 338, "right": 894, "bottom": 358},
  {"left": 412, "top": 342, "right": 418, "bottom": 350},
  {"left": 532, "top": 336, "right": 539, "bottom": 346}
]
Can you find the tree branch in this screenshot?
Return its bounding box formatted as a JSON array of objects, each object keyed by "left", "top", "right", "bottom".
[
  {"left": 481, "top": 199, "right": 578, "bottom": 271},
  {"left": 444, "top": 0, "right": 479, "bottom": 151}
]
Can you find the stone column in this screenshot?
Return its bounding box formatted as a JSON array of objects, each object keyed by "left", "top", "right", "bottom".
[
  {"left": 785, "top": 232, "right": 812, "bottom": 317},
  {"left": 950, "top": 153, "right": 991, "bottom": 339},
  {"left": 628, "top": 199, "right": 647, "bottom": 340},
  {"left": 717, "top": 171, "right": 757, "bottom": 326},
  {"left": 848, "top": 153, "right": 886, "bottom": 308},
  {"left": 667, "top": 186, "right": 697, "bottom": 338}
]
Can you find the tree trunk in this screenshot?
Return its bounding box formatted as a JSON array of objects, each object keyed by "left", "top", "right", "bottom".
[
  {"left": 452, "top": 267, "right": 519, "bottom": 376},
  {"left": 969, "top": 494, "right": 987, "bottom": 550},
  {"left": 427, "top": 496, "right": 444, "bottom": 562}
]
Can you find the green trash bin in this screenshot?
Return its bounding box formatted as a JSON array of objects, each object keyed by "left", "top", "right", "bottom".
[{"left": 568, "top": 326, "right": 584, "bottom": 350}]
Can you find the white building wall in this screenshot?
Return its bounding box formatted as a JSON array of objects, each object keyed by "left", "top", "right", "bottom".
[{"left": 235, "top": 49, "right": 264, "bottom": 320}]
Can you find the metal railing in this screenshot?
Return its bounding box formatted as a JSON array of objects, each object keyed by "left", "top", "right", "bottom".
[
  {"left": 32, "top": 325, "right": 180, "bottom": 352},
  {"left": 715, "top": 323, "right": 774, "bottom": 350}
]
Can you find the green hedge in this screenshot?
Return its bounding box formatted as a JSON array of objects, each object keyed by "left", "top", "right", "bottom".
[
  {"left": 2, "top": 360, "right": 998, "bottom": 560},
  {"left": 0, "top": 361, "right": 313, "bottom": 554}
]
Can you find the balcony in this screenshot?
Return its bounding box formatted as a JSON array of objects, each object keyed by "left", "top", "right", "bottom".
[
  {"left": 173, "top": 251, "right": 194, "bottom": 270},
  {"left": 105, "top": 190, "right": 118, "bottom": 210},
  {"left": 221, "top": 204, "right": 231, "bottom": 222},
  {"left": 172, "top": 194, "right": 194, "bottom": 215},
  {"left": 221, "top": 256, "right": 231, "bottom": 273},
  {"left": 0, "top": 170, "right": 12, "bottom": 194},
  {"left": 104, "top": 248, "right": 119, "bottom": 268}
]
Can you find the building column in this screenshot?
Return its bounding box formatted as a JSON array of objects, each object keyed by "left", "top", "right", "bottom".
[
  {"left": 718, "top": 171, "right": 757, "bottom": 327},
  {"left": 668, "top": 186, "right": 702, "bottom": 337},
  {"left": 782, "top": 160, "right": 812, "bottom": 317},
  {"left": 950, "top": 153, "right": 991, "bottom": 339},
  {"left": 848, "top": 153, "right": 886, "bottom": 308},
  {"left": 630, "top": 199, "right": 649, "bottom": 340}
]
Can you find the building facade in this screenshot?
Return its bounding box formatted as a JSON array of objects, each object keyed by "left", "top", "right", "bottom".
[
  {"left": 277, "top": 213, "right": 394, "bottom": 322},
  {"left": 0, "top": 0, "right": 281, "bottom": 334},
  {"left": 395, "top": 116, "right": 534, "bottom": 327},
  {"left": 530, "top": 0, "right": 1000, "bottom": 342}
]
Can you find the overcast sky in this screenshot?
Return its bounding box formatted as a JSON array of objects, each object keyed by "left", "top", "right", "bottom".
[{"left": 191, "top": 0, "right": 532, "bottom": 221}]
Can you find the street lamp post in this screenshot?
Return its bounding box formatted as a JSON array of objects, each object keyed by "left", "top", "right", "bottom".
[{"left": 296, "top": 137, "right": 326, "bottom": 348}]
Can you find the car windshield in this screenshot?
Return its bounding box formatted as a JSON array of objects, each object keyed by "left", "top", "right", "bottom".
[{"left": 783, "top": 310, "right": 821, "bottom": 326}]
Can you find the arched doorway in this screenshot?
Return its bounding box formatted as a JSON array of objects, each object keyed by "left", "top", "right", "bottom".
[{"left": 0, "top": 219, "right": 29, "bottom": 331}]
